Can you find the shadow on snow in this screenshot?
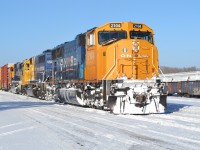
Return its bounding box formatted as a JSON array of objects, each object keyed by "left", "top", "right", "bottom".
[{"left": 165, "top": 102, "right": 191, "bottom": 114}]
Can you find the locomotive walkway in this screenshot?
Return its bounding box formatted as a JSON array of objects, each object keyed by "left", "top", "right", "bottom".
[{"left": 0, "top": 91, "right": 200, "bottom": 150}]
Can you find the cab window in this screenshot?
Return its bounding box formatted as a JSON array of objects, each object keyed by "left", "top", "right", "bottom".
[
  {"left": 98, "top": 31, "right": 127, "bottom": 45},
  {"left": 87, "top": 33, "right": 95, "bottom": 46},
  {"left": 130, "top": 31, "right": 153, "bottom": 44}
]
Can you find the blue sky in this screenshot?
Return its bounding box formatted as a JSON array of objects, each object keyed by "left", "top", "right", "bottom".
[{"left": 0, "top": 0, "right": 199, "bottom": 68}]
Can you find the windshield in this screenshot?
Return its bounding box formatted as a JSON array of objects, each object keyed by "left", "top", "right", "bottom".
[
  {"left": 98, "top": 31, "right": 127, "bottom": 45},
  {"left": 130, "top": 31, "right": 153, "bottom": 44}
]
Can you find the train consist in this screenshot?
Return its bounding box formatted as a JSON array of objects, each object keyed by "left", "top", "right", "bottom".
[
  {"left": 161, "top": 71, "right": 200, "bottom": 97},
  {"left": 0, "top": 22, "right": 167, "bottom": 114}
]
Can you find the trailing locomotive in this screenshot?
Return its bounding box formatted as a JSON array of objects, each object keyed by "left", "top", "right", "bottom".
[
  {"left": 0, "top": 22, "right": 167, "bottom": 114},
  {"left": 9, "top": 62, "right": 21, "bottom": 94}
]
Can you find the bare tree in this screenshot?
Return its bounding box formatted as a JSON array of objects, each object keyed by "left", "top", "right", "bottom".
[{"left": 160, "top": 66, "right": 200, "bottom": 74}]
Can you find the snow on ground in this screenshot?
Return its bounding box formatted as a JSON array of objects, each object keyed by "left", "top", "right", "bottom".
[{"left": 0, "top": 91, "right": 200, "bottom": 150}]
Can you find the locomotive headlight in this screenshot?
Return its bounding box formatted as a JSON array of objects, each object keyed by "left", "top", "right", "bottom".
[
  {"left": 132, "top": 41, "right": 139, "bottom": 52},
  {"left": 133, "top": 42, "right": 139, "bottom": 47},
  {"left": 133, "top": 48, "right": 139, "bottom": 52}
]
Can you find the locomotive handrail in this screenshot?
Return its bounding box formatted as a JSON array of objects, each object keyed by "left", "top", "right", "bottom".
[{"left": 151, "top": 47, "right": 159, "bottom": 77}]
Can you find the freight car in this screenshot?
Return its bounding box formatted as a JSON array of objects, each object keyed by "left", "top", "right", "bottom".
[
  {"left": 1, "top": 22, "right": 167, "bottom": 114},
  {"left": 180, "top": 81, "right": 200, "bottom": 97},
  {"left": 0, "top": 64, "right": 14, "bottom": 91},
  {"left": 161, "top": 71, "right": 200, "bottom": 97}
]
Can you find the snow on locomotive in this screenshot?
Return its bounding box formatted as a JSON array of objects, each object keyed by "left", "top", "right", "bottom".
[{"left": 1, "top": 22, "right": 167, "bottom": 114}]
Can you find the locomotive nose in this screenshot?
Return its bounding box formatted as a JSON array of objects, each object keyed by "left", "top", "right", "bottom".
[{"left": 117, "top": 40, "right": 153, "bottom": 80}]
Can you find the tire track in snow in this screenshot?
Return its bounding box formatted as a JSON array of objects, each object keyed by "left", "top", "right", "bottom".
[
  {"left": 26, "top": 107, "right": 181, "bottom": 149},
  {"left": 25, "top": 108, "right": 141, "bottom": 147}
]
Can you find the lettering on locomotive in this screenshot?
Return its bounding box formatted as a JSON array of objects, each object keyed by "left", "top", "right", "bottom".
[
  {"left": 133, "top": 24, "right": 143, "bottom": 29},
  {"left": 110, "top": 23, "right": 121, "bottom": 28},
  {"left": 120, "top": 54, "right": 148, "bottom": 58}
]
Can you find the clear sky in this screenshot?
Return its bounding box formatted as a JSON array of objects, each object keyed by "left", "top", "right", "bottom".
[{"left": 0, "top": 0, "right": 199, "bottom": 68}]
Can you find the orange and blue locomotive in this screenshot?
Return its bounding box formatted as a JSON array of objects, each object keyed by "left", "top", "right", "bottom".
[
  {"left": 1, "top": 22, "right": 167, "bottom": 114},
  {"left": 49, "top": 22, "right": 167, "bottom": 114}
]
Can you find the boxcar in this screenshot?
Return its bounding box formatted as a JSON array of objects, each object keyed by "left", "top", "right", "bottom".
[{"left": 1, "top": 64, "right": 14, "bottom": 90}]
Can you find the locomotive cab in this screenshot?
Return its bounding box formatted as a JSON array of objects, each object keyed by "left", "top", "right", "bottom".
[{"left": 85, "top": 22, "right": 159, "bottom": 81}]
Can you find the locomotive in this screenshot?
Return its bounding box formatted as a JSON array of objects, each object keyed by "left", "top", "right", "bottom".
[{"left": 0, "top": 22, "right": 167, "bottom": 114}]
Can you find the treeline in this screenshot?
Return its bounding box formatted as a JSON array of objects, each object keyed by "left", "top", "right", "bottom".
[{"left": 159, "top": 66, "right": 200, "bottom": 74}]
